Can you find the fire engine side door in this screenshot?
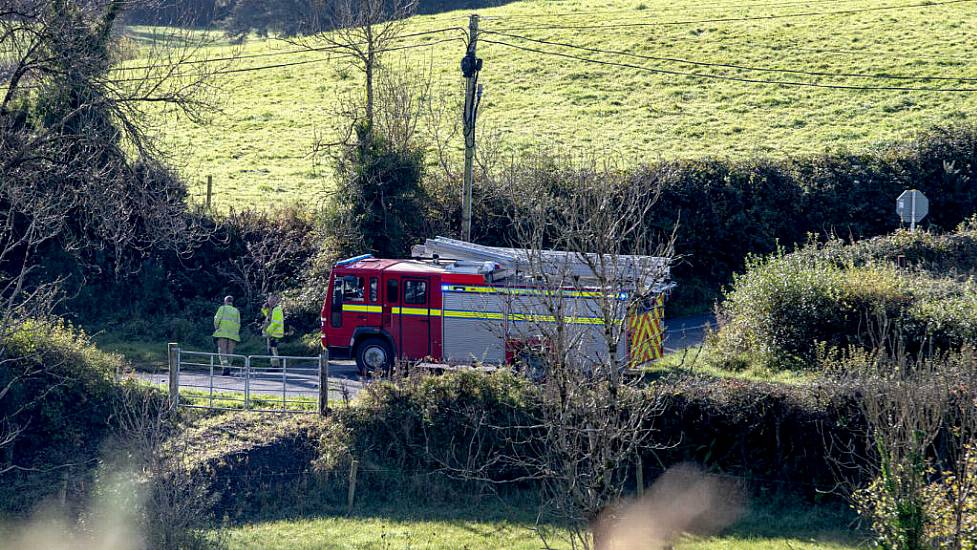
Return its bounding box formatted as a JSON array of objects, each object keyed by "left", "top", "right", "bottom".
[
  {"left": 381, "top": 274, "right": 399, "bottom": 350},
  {"left": 399, "top": 277, "right": 432, "bottom": 360},
  {"left": 332, "top": 272, "right": 375, "bottom": 349}
]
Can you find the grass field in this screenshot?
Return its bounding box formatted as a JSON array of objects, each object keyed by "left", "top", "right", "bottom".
[
  {"left": 223, "top": 496, "right": 862, "bottom": 549},
  {"left": 128, "top": 0, "right": 977, "bottom": 208}
]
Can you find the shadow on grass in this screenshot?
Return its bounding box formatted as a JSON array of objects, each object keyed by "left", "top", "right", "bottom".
[
  {"left": 722, "top": 494, "right": 864, "bottom": 547},
  {"left": 228, "top": 484, "right": 863, "bottom": 548},
  {"left": 417, "top": 0, "right": 520, "bottom": 15}
]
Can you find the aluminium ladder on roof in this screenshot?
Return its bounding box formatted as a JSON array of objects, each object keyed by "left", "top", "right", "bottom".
[{"left": 413, "top": 236, "right": 671, "bottom": 290}]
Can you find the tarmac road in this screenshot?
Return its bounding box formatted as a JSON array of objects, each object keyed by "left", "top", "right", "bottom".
[
  {"left": 137, "top": 359, "right": 364, "bottom": 401},
  {"left": 137, "top": 315, "right": 716, "bottom": 402},
  {"left": 662, "top": 314, "right": 715, "bottom": 353}
]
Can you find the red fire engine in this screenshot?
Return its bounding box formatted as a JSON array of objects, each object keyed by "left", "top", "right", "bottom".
[{"left": 320, "top": 237, "right": 672, "bottom": 375}]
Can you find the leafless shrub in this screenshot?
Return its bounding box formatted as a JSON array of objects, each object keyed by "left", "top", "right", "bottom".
[
  {"left": 825, "top": 345, "right": 977, "bottom": 549},
  {"left": 373, "top": 54, "right": 432, "bottom": 154},
  {"left": 216, "top": 208, "right": 316, "bottom": 312},
  {"left": 430, "top": 158, "right": 677, "bottom": 549},
  {"left": 110, "top": 383, "right": 223, "bottom": 550}
]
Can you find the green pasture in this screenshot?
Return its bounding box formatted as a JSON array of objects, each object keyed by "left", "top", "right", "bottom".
[
  {"left": 126, "top": 0, "right": 977, "bottom": 209},
  {"left": 222, "top": 495, "right": 862, "bottom": 549}
]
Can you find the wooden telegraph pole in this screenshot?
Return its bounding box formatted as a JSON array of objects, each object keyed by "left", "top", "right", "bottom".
[{"left": 461, "top": 14, "right": 482, "bottom": 242}]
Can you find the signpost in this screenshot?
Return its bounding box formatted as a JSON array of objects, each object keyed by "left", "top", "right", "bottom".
[{"left": 897, "top": 189, "right": 928, "bottom": 232}]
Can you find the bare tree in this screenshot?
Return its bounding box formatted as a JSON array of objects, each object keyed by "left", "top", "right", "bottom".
[
  {"left": 1, "top": 0, "right": 225, "bottom": 273},
  {"left": 427, "top": 158, "right": 677, "bottom": 549},
  {"left": 423, "top": 81, "right": 463, "bottom": 182},
  {"left": 373, "top": 55, "right": 432, "bottom": 153},
  {"left": 0, "top": 0, "right": 224, "bottom": 469},
  {"left": 290, "top": 0, "right": 418, "bottom": 136}
]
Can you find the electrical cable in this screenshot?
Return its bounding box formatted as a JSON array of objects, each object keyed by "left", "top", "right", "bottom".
[
  {"left": 482, "top": 0, "right": 976, "bottom": 31},
  {"left": 478, "top": 0, "right": 885, "bottom": 19},
  {"left": 111, "top": 27, "right": 468, "bottom": 72},
  {"left": 482, "top": 29, "right": 977, "bottom": 83},
  {"left": 109, "top": 37, "right": 464, "bottom": 83},
  {"left": 480, "top": 38, "right": 977, "bottom": 92},
  {"left": 5, "top": 36, "right": 465, "bottom": 91}
]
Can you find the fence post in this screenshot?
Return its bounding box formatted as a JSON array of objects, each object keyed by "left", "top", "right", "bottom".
[
  {"left": 59, "top": 469, "right": 69, "bottom": 507},
  {"left": 318, "top": 350, "right": 329, "bottom": 416},
  {"left": 635, "top": 453, "right": 645, "bottom": 498},
  {"left": 244, "top": 356, "right": 251, "bottom": 411},
  {"left": 347, "top": 459, "right": 359, "bottom": 515},
  {"left": 167, "top": 343, "right": 179, "bottom": 412},
  {"left": 206, "top": 175, "right": 213, "bottom": 210}
]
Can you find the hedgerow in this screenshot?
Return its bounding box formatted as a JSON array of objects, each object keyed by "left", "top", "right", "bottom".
[
  {"left": 0, "top": 321, "right": 127, "bottom": 513},
  {"left": 713, "top": 227, "right": 977, "bottom": 370},
  {"left": 467, "top": 125, "right": 977, "bottom": 313}
]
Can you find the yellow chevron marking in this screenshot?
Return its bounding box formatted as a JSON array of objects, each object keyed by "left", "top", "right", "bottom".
[{"left": 628, "top": 308, "right": 664, "bottom": 364}]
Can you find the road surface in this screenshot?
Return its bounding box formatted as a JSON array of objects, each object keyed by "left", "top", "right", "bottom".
[
  {"left": 137, "top": 315, "right": 715, "bottom": 401},
  {"left": 662, "top": 314, "right": 715, "bottom": 353}
]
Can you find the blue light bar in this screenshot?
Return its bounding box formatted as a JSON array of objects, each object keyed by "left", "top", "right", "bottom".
[{"left": 335, "top": 253, "right": 374, "bottom": 267}]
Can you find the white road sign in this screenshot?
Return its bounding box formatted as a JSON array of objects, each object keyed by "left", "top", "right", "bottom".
[{"left": 897, "top": 189, "right": 928, "bottom": 229}]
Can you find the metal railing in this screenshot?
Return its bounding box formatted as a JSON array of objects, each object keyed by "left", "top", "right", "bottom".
[{"left": 167, "top": 343, "right": 329, "bottom": 415}]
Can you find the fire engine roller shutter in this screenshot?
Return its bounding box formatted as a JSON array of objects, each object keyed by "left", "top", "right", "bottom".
[
  {"left": 442, "top": 290, "right": 507, "bottom": 364},
  {"left": 441, "top": 286, "right": 628, "bottom": 366},
  {"left": 505, "top": 294, "right": 626, "bottom": 366},
  {"left": 571, "top": 295, "right": 628, "bottom": 364}
]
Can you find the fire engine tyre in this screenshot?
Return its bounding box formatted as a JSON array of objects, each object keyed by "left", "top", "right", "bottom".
[
  {"left": 355, "top": 337, "right": 393, "bottom": 377},
  {"left": 515, "top": 349, "right": 547, "bottom": 383}
]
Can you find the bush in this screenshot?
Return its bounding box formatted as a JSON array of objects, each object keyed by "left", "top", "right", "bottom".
[
  {"left": 64, "top": 206, "right": 320, "bottom": 341},
  {"left": 922, "top": 443, "right": 977, "bottom": 548},
  {"left": 0, "top": 320, "right": 127, "bottom": 512},
  {"left": 328, "top": 124, "right": 429, "bottom": 260},
  {"left": 318, "top": 371, "right": 536, "bottom": 480},
  {"left": 309, "top": 370, "right": 866, "bottom": 497},
  {"left": 713, "top": 229, "right": 977, "bottom": 370}
]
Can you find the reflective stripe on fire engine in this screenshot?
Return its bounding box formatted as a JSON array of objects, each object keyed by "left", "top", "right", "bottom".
[
  {"left": 342, "top": 304, "right": 382, "bottom": 313},
  {"left": 442, "top": 309, "right": 606, "bottom": 325},
  {"left": 342, "top": 305, "right": 442, "bottom": 316},
  {"left": 443, "top": 310, "right": 504, "bottom": 320},
  {"left": 509, "top": 313, "right": 605, "bottom": 325},
  {"left": 441, "top": 285, "right": 627, "bottom": 300},
  {"left": 390, "top": 307, "right": 441, "bottom": 316}
]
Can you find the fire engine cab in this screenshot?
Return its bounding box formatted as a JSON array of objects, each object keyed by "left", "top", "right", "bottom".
[{"left": 321, "top": 237, "right": 672, "bottom": 376}]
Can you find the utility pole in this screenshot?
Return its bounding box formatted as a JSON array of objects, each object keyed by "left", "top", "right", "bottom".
[{"left": 461, "top": 14, "right": 482, "bottom": 242}]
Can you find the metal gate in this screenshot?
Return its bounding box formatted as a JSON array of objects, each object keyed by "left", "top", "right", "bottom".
[{"left": 166, "top": 343, "right": 329, "bottom": 415}]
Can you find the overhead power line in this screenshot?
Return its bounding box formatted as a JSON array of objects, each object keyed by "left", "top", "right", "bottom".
[
  {"left": 8, "top": 37, "right": 464, "bottom": 91},
  {"left": 483, "top": 0, "right": 977, "bottom": 31},
  {"left": 483, "top": 30, "right": 977, "bottom": 83},
  {"left": 480, "top": 38, "right": 977, "bottom": 92},
  {"left": 479, "top": 0, "right": 877, "bottom": 20},
  {"left": 112, "top": 27, "right": 467, "bottom": 73},
  {"left": 106, "top": 37, "right": 464, "bottom": 83}
]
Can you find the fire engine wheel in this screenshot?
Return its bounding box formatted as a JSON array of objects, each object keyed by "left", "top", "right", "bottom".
[
  {"left": 355, "top": 337, "right": 392, "bottom": 376},
  {"left": 515, "top": 349, "right": 547, "bottom": 382}
]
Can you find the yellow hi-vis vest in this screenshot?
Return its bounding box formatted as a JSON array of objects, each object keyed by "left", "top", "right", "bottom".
[
  {"left": 262, "top": 305, "right": 285, "bottom": 339},
  {"left": 212, "top": 305, "right": 241, "bottom": 342}
]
